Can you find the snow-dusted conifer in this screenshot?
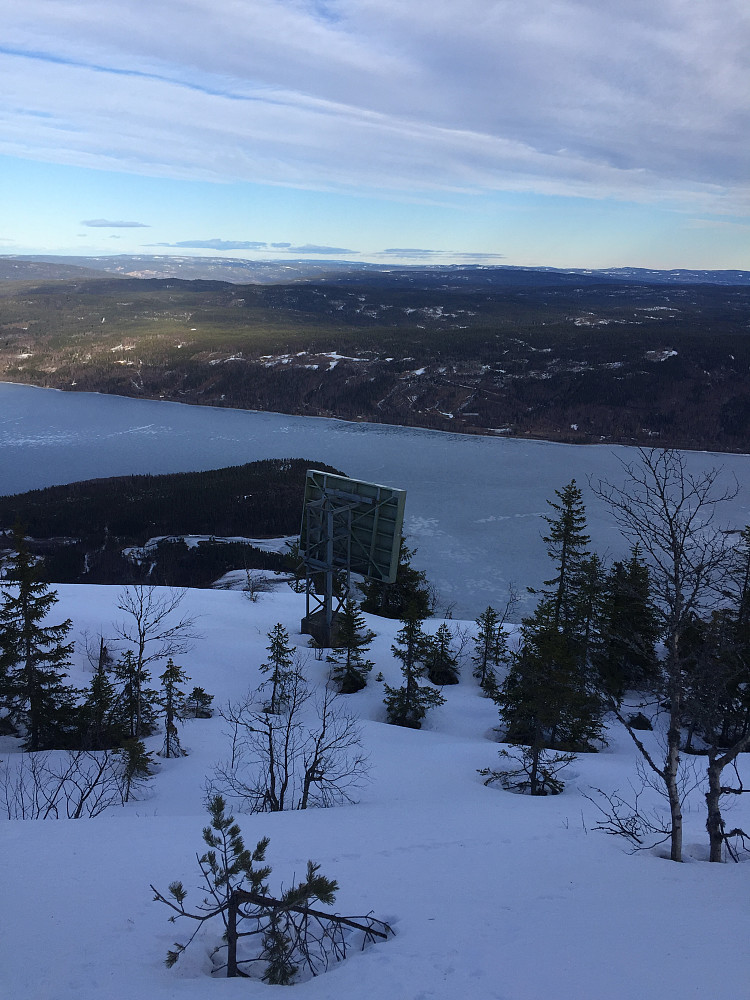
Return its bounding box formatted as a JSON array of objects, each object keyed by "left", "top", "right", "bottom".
[
  {"left": 472, "top": 605, "right": 508, "bottom": 694},
  {"left": 0, "top": 527, "right": 76, "bottom": 750},
  {"left": 384, "top": 610, "right": 445, "bottom": 728},
  {"left": 79, "top": 642, "right": 123, "bottom": 750},
  {"left": 326, "top": 599, "right": 375, "bottom": 693},
  {"left": 259, "top": 623, "right": 300, "bottom": 713},
  {"left": 186, "top": 685, "right": 214, "bottom": 718},
  {"left": 423, "top": 622, "right": 459, "bottom": 685},
  {"left": 112, "top": 649, "right": 158, "bottom": 739},
  {"left": 118, "top": 737, "right": 155, "bottom": 802},
  {"left": 159, "top": 658, "right": 190, "bottom": 757},
  {"left": 360, "top": 538, "right": 434, "bottom": 620}
]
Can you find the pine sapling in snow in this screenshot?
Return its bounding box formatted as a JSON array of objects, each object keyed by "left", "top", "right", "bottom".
[{"left": 152, "top": 794, "right": 392, "bottom": 983}]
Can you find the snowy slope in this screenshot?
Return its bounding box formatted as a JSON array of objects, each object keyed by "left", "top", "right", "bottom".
[{"left": 1, "top": 583, "right": 749, "bottom": 1000}]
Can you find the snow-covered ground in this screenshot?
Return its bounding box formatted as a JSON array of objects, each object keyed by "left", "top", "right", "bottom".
[{"left": 2, "top": 583, "right": 749, "bottom": 1000}]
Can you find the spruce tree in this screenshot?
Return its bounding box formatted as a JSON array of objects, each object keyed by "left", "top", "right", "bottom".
[
  {"left": 472, "top": 605, "right": 509, "bottom": 694},
  {"left": 79, "top": 641, "right": 123, "bottom": 749},
  {"left": 326, "top": 599, "right": 375, "bottom": 694},
  {"left": 259, "top": 624, "right": 299, "bottom": 713},
  {"left": 159, "top": 658, "right": 190, "bottom": 757},
  {"left": 118, "top": 737, "right": 155, "bottom": 802},
  {"left": 114, "top": 585, "right": 198, "bottom": 736},
  {"left": 536, "top": 480, "right": 607, "bottom": 691},
  {"left": 186, "top": 685, "right": 214, "bottom": 718},
  {"left": 360, "top": 539, "right": 434, "bottom": 620},
  {"left": 0, "top": 528, "right": 76, "bottom": 750},
  {"left": 384, "top": 611, "right": 445, "bottom": 728},
  {"left": 423, "top": 623, "right": 459, "bottom": 685},
  {"left": 284, "top": 540, "right": 306, "bottom": 593},
  {"left": 575, "top": 552, "right": 606, "bottom": 679},
  {"left": 493, "top": 482, "right": 604, "bottom": 784},
  {"left": 498, "top": 598, "right": 602, "bottom": 755},
  {"left": 112, "top": 649, "right": 158, "bottom": 739},
  {"left": 595, "top": 547, "right": 659, "bottom": 697},
  {"left": 536, "top": 479, "right": 591, "bottom": 637}
]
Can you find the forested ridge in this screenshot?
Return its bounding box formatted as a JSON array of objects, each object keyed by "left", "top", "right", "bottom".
[
  {"left": 1, "top": 267, "right": 749, "bottom": 451},
  {"left": 0, "top": 458, "right": 343, "bottom": 587}
]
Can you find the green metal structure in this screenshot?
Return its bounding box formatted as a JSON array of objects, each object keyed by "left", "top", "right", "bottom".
[{"left": 300, "top": 470, "right": 406, "bottom": 647}]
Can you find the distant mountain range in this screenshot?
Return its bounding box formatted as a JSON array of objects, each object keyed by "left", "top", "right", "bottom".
[{"left": 1, "top": 254, "right": 749, "bottom": 287}]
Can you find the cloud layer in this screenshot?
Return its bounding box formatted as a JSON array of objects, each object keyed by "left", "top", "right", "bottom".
[
  {"left": 2, "top": 1, "right": 748, "bottom": 214},
  {"left": 152, "top": 239, "right": 355, "bottom": 254},
  {"left": 82, "top": 219, "right": 150, "bottom": 228}
]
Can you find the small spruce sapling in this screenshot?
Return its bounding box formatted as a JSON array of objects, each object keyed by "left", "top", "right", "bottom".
[
  {"left": 259, "top": 623, "right": 300, "bottom": 713},
  {"left": 472, "top": 605, "right": 502, "bottom": 693},
  {"left": 158, "top": 658, "right": 190, "bottom": 758},
  {"left": 480, "top": 745, "right": 576, "bottom": 796},
  {"left": 472, "top": 595, "right": 516, "bottom": 696},
  {"left": 114, "top": 585, "right": 199, "bottom": 738},
  {"left": 384, "top": 611, "right": 445, "bottom": 729},
  {"left": 284, "top": 540, "right": 306, "bottom": 593},
  {"left": 422, "top": 622, "right": 459, "bottom": 685},
  {"left": 112, "top": 649, "right": 158, "bottom": 739},
  {"left": 78, "top": 640, "right": 123, "bottom": 750},
  {"left": 186, "top": 686, "right": 214, "bottom": 718},
  {"left": 118, "top": 737, "right": 155, "bottom": 802},
  {"left": 326, "top": 600, "right": 375, "bottom": 694}
]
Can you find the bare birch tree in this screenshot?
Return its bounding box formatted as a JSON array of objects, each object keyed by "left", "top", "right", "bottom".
[
  {"left": 211, "top": 673, "right": 369, "bottom": 813},
  {"left": 592, "top": 448, "right": 737, "bottom": 861}
]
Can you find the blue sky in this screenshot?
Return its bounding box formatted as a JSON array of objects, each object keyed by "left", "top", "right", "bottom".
[{"left": 1, "top": 1, "right": 748, "bottom": 269}]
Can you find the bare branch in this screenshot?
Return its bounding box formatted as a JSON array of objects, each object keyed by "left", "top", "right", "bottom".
[
  {"left": 114, "top": 585, "right": 200, "bottom": 667},
  {"left": 0, "top": 749, "right": 127, "bottom": 819}
]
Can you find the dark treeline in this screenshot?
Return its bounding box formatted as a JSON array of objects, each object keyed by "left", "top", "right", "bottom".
[{"left": 0, "top": 458, "right": 343, "bottom": 587}]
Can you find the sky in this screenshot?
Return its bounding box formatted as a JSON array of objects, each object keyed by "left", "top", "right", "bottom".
[{"left": 1, "top": 0, "right": 748, "bottom": 269}]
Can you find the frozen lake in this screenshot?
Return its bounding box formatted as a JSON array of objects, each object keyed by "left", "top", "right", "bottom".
[{"left": 1, "top": 382, "right": 749, "bottom": 618}]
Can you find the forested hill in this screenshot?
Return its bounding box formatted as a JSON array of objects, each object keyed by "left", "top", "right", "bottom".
[
  {"left": 0, "top": 458, "right": 343, "bottom": 588},
  {"left": 1, "top": 263, "right": 750, "bottom": 451}
]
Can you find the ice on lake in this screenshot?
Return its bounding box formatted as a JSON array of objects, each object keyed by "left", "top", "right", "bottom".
[{"left": 2, "top": 382, "right": 749, "bottom": 618}]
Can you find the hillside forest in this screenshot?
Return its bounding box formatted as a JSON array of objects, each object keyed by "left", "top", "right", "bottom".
[{"left": 1, "top": 264, "right": 749, "bottom": 451}]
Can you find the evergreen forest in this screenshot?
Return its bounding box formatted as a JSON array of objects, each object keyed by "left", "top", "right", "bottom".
[{"left": 0, "top": 458, "right": 343, "bottom": 587}]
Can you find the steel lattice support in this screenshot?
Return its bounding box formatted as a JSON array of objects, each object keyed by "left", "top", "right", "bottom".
[{"left": 302, "top": 494, "right": 353, "bottom": 648}]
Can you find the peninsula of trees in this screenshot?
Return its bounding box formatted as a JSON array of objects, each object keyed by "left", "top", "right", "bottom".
[{"left": 0, "top": 458, "right": 343, "bottom": 587}]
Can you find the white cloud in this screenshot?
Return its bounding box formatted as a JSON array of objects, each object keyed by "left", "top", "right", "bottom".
[
  {"left": 82, "top": 218, "right": 150, "bottom": 227},
  {"left": 154, "top": 239, "right": 268, "bottom": 250},
  {"left": 1, "top": 1, "right": 748, "bottom": 213},
  {"left": 284, "top": 244, "right": 355, "bottom": 254},
  {"left": 379, "top": 248, "right": 506, "bottom": 259}
]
